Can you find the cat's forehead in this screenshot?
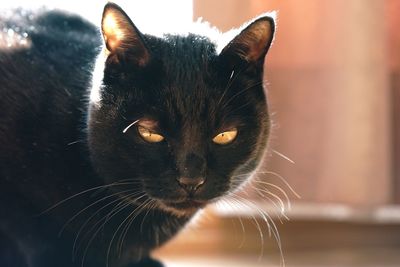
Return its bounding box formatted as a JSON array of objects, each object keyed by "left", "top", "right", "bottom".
[
  {"left": 138, "top": 35, "right": 253, "bottom": 130},
  {"left": 147, "top": 34, "right": 222, "bottom": 110},
  {"left": 149, "top": 33, "right": 218, "bottom": 69}
]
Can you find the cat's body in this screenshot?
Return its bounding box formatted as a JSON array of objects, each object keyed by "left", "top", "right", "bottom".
[{"left": 0, "top": 4, "right": 275, "bottom": 267}]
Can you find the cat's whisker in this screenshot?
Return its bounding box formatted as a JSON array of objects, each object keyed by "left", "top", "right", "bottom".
[
  {"left": 230, "top": 193, "right": 285, "bottom": 266},
  {"left": 272, "top": 149, "right": 295, "bottom": 164},
  {"left": 257, "top": 207, "right": 284, "bottom": 266},
  {"left": 230, "top": 173, "right": 287, "bottom": 222},
  {"left": 122, "top": 119, "right": 139, "bottom": 133},
  {"left": 220, "top": 80, "right": 266, "bottom": 110},
  {"left": 244, "top": 197, "right": 284, "bottom": 266},
  {"left": 72, "top": 188, "right": 143, "bottom": 255},
  {"left": 133, "top": 200, "right": 158, "bottom": 250},
  {"left": 255, "top": 187, "right": 287, "bottom": 219},
  {"left": 229, "top": 70, "right": 235, "bottom": 79},
  {"left": 252, "top": 178, "right": 291, "bottom": 212},
  {"left": 251, "top": 186, "right": 287, "bottom": 221},
  {"left": 228, "top": 197, "right": 266, "bottom": 260},
  {"left": 228, "top": 101, "right": 253, "bottom": 114},
  {"left": 117, "top": 198, "right": 156, "bottom": 256},
  {"left": 114, "top": 197, "right": 153, "bottom": 257},
  {"left": 140, "top": 200, "right": 157, "bottom": 233},
  {"left": 230, "top": 172, "right": 254, "bottom": 180},
  {"left": 259, "top": 184, "right": 290, "bottom": 213},
  {"left": 233, "top": 202, "right": 247, "bottom": 248},
  {"left": 231, "top": 173, "right": 288, "bottom": 216},
  {"left": 226, "top": 80, "right": 265, "bottom": 105},
  {"left": 240, "top": 187, "right": 251, "bottom": 197},
  {"left": 78, "top": 196, "right": 131, "bottom": 266},
  {"left": 76, "top": 192, "right": 146, "bottom": 264},
  {"left": 80, "top": 193, "right": 148, "bottom": 267},
  {"left": 39, "top": 181, "right": 141, "bottom": 215},
  {"left": 101, "top": 190, "right": 147, "bottom": 235},
  {"left": 67, "top": 139, "right": 84, "bottom": 146},
  {"left": 110, "top": 178, "right": 143, "bottom": 183},
  {"left": 59, "top": 188, "right": 138, "bottom": 237},
  {"left": 218, "top": 199, "right": 247, "bottom": 248},
  {"left": 73, "top": 196, "right": 130, "bottom": 258},
  {"left": 217, "top": 67, "right": 245, "bottom": 106},
  {"left": 235, "top": 172, "right": 291, "bottom": 220},
  {"left": 106, "top": 197, "right": 152, "bottom": 267},
  {"left": 254, "top": 170, "right": 301, "bottom": 199}
]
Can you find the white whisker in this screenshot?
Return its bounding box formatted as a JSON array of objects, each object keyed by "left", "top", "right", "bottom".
[
  {"left": 272, "top": 149, "right": 295, "bottom": 164},
  {"left": 117, "top": 199, "right": 156, "bottom": 256},
  {"left": 39, "top": 181, "right": 141, "bottom": 215},
  {"left": 229, "top": 197, "right": 265, "bottom": 260},
  {"left": 219, "top": 199, "right": 246, "bottom": 248},
  {"left": 122, "top": 119, "right": 139, "bottom": 133},
  {"left": 255, "top": 170, "right": 301, "bottom": 199},
  {"left": 253, "top": 180, "right": 291, "bottom": 211},
  {"left": 67, "top": 139, "right": 84, "bottom": 146},
  {"left": 251, "top": 186, "right": 288, "bottom": 222},
  {"left": 231, "top": 193, "right": 285, "bottom": 266},
  {"left": 106, "top": 197, "right": 151, "bottom": 267},
  {"left": 58, "top": 189, "right": 137, "bottom": 237},
  {"left": 78, "top": 192, "right": 146, "bottom": 266},
  {"left": 217, "top": 67, "right": 245, "bottom": 106}
]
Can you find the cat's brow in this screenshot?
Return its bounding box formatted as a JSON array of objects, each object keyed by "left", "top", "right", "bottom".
[
  {"left": 137, "top": 119, "right": 159, "bottom": 129},
  {"left": 218, "top": 118, "right": 245, "bottom": 132},
  {"left": 122, "top": 118, "right": 160, "bottom": 134}
]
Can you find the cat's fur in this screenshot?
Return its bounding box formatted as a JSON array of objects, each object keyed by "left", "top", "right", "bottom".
[{"left": 0, "top": 3, "right": 275, "bottom": 267}]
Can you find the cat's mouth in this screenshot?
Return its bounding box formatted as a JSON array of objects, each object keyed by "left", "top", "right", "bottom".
[
  {"left": 166, "top": 200, "right": 206, "bottom": 209},
  {"left": 160, "top": 199, "right": 207, "bottom": 214}
]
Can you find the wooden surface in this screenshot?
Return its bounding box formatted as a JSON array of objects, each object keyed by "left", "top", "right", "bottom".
[
  {"left": 160, "top": 248, "right": 400, "bottom": 267},
  {"left": 155, "top": 212, "right": 400, "bottom": 266}
]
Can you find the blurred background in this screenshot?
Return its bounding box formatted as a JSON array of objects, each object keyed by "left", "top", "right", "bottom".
[{"left": 3, "top": 0, "right": 400, "bottom": 266}]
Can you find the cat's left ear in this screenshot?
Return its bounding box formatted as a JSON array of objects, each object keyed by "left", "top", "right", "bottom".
[
  {"left": 101, "top": 3, "right": 150, "bottom": 66},
  {"left": 220, "top": 14, "right": 275, "bottom": 67}
]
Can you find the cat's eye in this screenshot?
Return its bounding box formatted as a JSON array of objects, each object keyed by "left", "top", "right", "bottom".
[
  {"left": 212, "top": 129, "right": 238, "bottom": 145},
  {"left": 137, "top": 126, "right": 165, "bottom": 143}
]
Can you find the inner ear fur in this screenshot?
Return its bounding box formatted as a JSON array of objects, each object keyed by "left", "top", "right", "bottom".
[
  {"left": 101, "top": 3, "right": 150, "bottom": 66},
  {"left": 221, "top": 15, "right": 275, "bottom": 66}
]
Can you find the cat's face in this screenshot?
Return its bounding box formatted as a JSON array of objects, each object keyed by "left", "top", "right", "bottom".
[{"left": 88, "top": 3, "right": 274, "bottom": 216}]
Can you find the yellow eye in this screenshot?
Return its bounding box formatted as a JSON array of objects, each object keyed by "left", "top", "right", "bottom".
[
  {"left": 137, "top": 126, "right": 164, "bottom": 143},
  {"left": 212, "top": 129, "right": 238, "bottom": 145}
]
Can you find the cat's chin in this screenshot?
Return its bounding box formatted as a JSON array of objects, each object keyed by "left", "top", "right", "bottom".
[{"left": 155, "top": 199, "right": 207, "bottom": 217}]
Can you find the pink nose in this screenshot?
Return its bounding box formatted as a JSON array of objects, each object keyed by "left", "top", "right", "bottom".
[{"left": 177, "top": 176, "right": 205, "bottom": 193}]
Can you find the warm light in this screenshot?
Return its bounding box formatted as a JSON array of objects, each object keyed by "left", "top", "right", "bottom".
[{"left": 103, "top": 13, "right": 125, "bottom": 50}]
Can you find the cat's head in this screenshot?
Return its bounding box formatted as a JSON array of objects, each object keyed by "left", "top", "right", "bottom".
[{"left": 87, "top": 3, "right": 275, "bottom": 216}]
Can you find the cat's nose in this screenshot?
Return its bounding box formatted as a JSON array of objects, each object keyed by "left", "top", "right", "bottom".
[{"left": 177, "top": 176, "right": 205, "bottom": 193}]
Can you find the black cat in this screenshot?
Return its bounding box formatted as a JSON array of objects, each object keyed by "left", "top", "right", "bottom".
[{"left": 0, "top": 3, "right": 275, "bottom": 267}]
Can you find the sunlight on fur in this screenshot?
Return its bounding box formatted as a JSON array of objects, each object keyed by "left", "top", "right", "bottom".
[
  {"left": 0, "top": 28, "right": 31, "bottom": 49},
  {"left": 103, "top": 13, "right": 125, "bottom": 51}
]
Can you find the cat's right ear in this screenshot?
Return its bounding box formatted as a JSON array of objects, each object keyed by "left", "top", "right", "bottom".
[
  {"left": 101, "top": 3, "right": 150, "bottom": 66},
  {"left": 220, "top": 14, "right": 275, "bottom": 68}
]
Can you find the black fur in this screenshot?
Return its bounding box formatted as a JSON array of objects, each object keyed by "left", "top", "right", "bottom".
[{"left": 0, "top": 4, "right": 274, "bottom": 267}]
